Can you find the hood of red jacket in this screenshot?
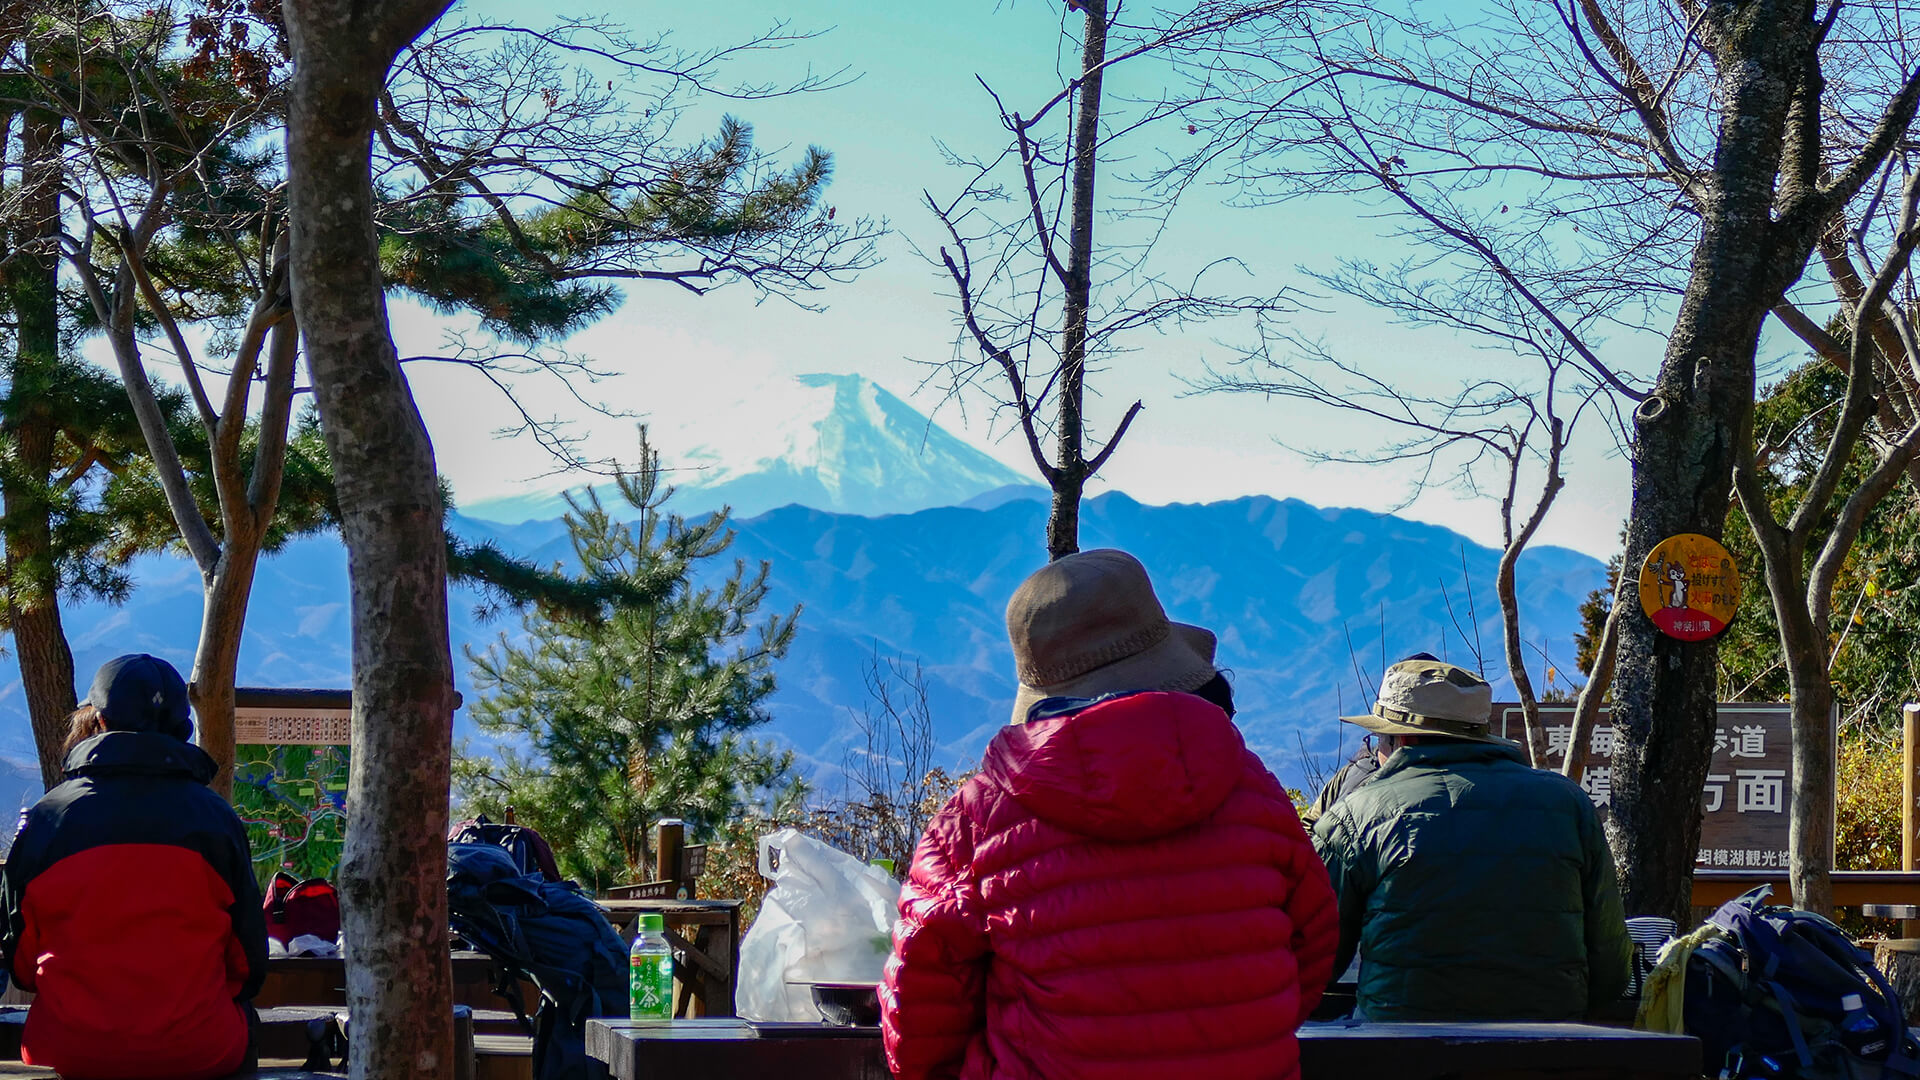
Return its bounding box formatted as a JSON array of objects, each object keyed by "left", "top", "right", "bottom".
[{"left": 982, "top": 691, "right": 1246, "bottom": 840}]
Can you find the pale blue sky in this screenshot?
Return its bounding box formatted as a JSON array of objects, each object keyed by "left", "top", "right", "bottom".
[{"left": 391, "top": 0, "right": 1761, "bottom": 559}]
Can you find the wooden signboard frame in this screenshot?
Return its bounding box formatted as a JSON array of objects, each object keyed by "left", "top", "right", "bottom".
[
  {"left": 232, "top": 688, "right": 352, "bottom": 888},
  {"left": 1493, "top": 702, "right": 1833, "bottom": 873}
]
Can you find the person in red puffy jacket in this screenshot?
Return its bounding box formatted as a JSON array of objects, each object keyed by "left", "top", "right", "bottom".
[{"left": 881, "top": 549, "right": 1338, "bottom": 1080}]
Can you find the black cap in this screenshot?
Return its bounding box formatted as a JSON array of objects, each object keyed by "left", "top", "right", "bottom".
[{"left": 84, "top": 654, "right": 193, "bottom": 742}]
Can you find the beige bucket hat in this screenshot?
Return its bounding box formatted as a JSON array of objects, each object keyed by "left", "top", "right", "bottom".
[
  {"left": 1006, "top": 549, "right": 1218, "bottom": 723},
  {"left": 1340, "top": 657, "right": 1512, "bottom": 745}
]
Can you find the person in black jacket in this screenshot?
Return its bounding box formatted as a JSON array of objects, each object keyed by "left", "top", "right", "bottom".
[{"left": 1, "top": 654, "right": 267, "bottom": 1079}]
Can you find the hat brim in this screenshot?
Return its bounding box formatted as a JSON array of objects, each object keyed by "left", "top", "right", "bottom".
[
  {"left": 1011, "top": 622, "right": 1218, "bottom": 724},
  {"left": 1338, "top": 709, "right": 1518, "bottom": 747}
]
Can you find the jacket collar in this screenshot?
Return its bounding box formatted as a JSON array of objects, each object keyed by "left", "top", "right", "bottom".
[
  {"left": 1374, "top": 738, "right": 1528, "bottom": 783},
  {"left": 64, "top": 730, "right": 216, "bottom": 785}
]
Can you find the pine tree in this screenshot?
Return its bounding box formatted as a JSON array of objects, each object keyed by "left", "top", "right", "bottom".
[{"left": 455, "top": 433, "right": 802, "bottom": 893}]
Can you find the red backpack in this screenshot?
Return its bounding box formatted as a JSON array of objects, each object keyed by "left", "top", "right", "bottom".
[
  {"left": 264, "top": 872, "right": 342, "bottom": 949},
  {"left": 448, "top": 816, "right": 564, "bottom": 883}
]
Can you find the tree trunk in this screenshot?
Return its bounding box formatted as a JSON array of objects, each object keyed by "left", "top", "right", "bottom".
[
  {"left": 1784, "top": 647, "right": 1835, "bottom": 915},
  {"left": 189, "top": 545, "right": 261, "bottom": 799},
  {"left": 1046, "top": 473, "right": 1086, "bottom": 564},
  {"left": 282, "top": 2, "right": 456, "bottom": 1076},
  {"left": 1047, "top": 0, "right": 1108, "bottom": 563},
  {"left": 3, "top": 102, "right": 76, "bottom": 790},
  {"left": 1497, "top": 541, "right": 1550, "bottom": 767},
  {"left": 1608, "top": 4, "right": 1839, "bottom": 926},
  {"left": 1564, "top": 577, "right": 1625, "bottom": 781},
  {"left": 1611, "top": 356, "right": 1749, "bottom": 926}
]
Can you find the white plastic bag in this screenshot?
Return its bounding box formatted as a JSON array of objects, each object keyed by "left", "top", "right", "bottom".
[{"left": 737, "top": 828, "right": 902, "bottom": 1022}]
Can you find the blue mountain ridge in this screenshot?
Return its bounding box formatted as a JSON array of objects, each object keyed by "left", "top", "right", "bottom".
[{"left": 0, "top": 492, "right": 1605, "bottom": 797}]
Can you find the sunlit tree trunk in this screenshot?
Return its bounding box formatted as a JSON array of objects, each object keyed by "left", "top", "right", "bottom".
[{"left": 282, "top": 0, "right": 457, "bottom": 1075}]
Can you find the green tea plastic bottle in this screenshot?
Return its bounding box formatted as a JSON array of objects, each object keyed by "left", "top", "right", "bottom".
[{"left": 628, "top": 914, "right": 673, "bottom": 1021}]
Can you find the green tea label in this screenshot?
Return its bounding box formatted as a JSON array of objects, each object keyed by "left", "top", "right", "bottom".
[{"left": 629, "top": 952, "right": 673, "bottom": 1020}]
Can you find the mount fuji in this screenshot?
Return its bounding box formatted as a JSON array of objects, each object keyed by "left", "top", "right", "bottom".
[{"left": 461, "top": 373, "right": 1038, "bottom": 524}]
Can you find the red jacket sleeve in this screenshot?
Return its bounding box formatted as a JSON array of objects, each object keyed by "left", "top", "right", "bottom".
[
  {"left": 881, "top": 798, "right": 988, "bottom": 1080},
  {"left": 1279, "top": 799, "right": 1338, "bottom": 1026},
  {"left": 1249, "top": 759, "right": 1339, "bottom": 1027}
]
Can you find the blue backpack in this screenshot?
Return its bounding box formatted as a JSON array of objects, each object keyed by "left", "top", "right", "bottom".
[
  {"left": 447, "top": 842, "right": 630, "bottom": 1080},
  {"left": 1686, "top": 886, "right": 1920, "bottom": 1079}
]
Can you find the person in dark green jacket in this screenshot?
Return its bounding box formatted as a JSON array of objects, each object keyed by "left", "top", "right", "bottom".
[{"left": 1311, "top": 655, "right": 1632, "bottom": 1022}]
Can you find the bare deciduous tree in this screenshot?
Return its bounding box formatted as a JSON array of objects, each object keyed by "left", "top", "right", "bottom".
[
  {"left": 1182, "top": 0, "right": 1920, "bottom": 922},
  {"left": 1203, "top": 327, "right": 1605, "bottom": 768},
  {"left": 1733, "top": 166, "right": 1920, "bottom": 915},
  {"left": 841, "top": 646, "right": 943, "bottom": 871},
  {"left": 929, "top": 0, "right": 1300, "bottom": 560}
]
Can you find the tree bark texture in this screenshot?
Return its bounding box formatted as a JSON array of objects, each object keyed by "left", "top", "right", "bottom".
[
  {"left": 3, "top": 103, "right": 76, "bottom": 791},
  {"left": 189, "top": 545, "right": 261, "bottom": 798},
  {"left": 1498, "top": 547, "right": 1550, "bottom": 768},
  {"left": 1610, "top": 4, "right": 1823, "bottom": 926},
  {"left": 282, "top": 2, "right": 456, "bottom": 1077},
  {"left": 1875, "top": 940, "right": 1920, "bottom": 1025},
  {"left": 1564, "top": 575, "right": 1625, "bottom": 782},
  {"left": 1498, "top": 441, "right": 1564, "bottom": 769},
  {"left": 1047, "top": 0, "right": 1108, "bottom": 563}
]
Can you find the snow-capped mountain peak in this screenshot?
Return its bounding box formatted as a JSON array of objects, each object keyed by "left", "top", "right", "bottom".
[{"left": 463, "top": 373, "right": 1036, "bottom": 523}]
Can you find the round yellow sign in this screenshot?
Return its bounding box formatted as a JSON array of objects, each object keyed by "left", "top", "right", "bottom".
[{"left": 1639, "top": 533, "right": 1740, "bottom": 641}]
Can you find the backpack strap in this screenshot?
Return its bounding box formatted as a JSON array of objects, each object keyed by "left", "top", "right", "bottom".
[
  {"left": 1856, "top": 961, "right": 1920, "bottom": 1077},
  {"left": 1760, "top": 978, "right": 1816, "bottom": 1070},
  {"left": 490, "top": 960, "right": 537, "bottom": 1037}
]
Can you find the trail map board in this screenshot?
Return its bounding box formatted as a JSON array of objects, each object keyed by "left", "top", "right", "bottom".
[{"left": 230, "top": 691, "right": 350, "bottom": 890}]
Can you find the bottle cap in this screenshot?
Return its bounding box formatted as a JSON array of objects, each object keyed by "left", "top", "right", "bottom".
[
  {"left": 639, "top": 913, "right": 665, "bottom": 932},
  {"left": 1843, "top": 993, "right": 1864, "bottom": 1010}
]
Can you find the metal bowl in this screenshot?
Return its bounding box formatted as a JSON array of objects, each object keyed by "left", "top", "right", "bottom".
[{"left": 805, "top": 981, "right": 881, "bottom": 1026}]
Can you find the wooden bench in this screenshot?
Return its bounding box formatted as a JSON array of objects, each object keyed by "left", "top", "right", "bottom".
[
  {"left": 587, "top": 1018, "right": 1704, "bottom": 1080},
  {"left": 0, "top": 1065, "right": 371, "bottom": 1078},
  {"left": 474, "top": 1032, "right": 533, "bottom": 1080},
  {"left": 0, "top": 1005, "right": 475, "bottom": 1080}
]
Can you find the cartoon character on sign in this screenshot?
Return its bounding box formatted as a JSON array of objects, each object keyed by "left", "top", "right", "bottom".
[{"left": 1660, "top": 559, "right": 1689, "bottom": 610}]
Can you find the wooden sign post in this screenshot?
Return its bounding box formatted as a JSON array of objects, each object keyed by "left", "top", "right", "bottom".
[
  {"left": 1905, "top": 704, "right": 1920, "bottom": 937},
  {"left": 1495, "top": 702, "right": 1807, "bottom": 871}
]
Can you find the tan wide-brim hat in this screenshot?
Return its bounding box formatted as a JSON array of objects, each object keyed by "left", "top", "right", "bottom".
[
  {"left": 1340, "top": 657, "right": 1515, "bottom": 746},
  {"left": 1006, "top": 549, "right": 1219, "bottom": 723}
]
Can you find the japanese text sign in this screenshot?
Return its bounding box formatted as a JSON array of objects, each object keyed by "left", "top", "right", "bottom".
[
  {"left": 1494, "top": 703, "right": 1807, "bottom": 871},
  {"left": 235, "top": 705, "right": 351, "bottom": 746},
  {"left": 1638, "top": 532, "right": 1741, "bottom": 641}
]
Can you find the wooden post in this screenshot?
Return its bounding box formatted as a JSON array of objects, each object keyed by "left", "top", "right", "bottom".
[
  {"left": 1905, "top": 705, "right": 1920, "bottom": 938},
  {"left": 654, "top": 819, "right": 686, "bottom": 899}
]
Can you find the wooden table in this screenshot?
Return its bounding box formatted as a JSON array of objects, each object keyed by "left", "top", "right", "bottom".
[
  {"left": 1692, "top": 869, "right": 1920, "bottom": 907},
  {"left": 598, "top": 899, "right": 742, "bottom": 1017},
  {"left": 587, "top": 1018, "right": 1703, "bottom": 1080},
  {"left": 258, "top": 952, "right": 530, "bottom": 1010}
]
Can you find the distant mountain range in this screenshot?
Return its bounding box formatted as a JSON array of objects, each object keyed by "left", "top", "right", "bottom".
[
  {"left": 0, "top": 371, "right": 1607, "bottom": 803},
  {"left": 0, "top": 494, "right": 1603, "bottom": 797}
]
